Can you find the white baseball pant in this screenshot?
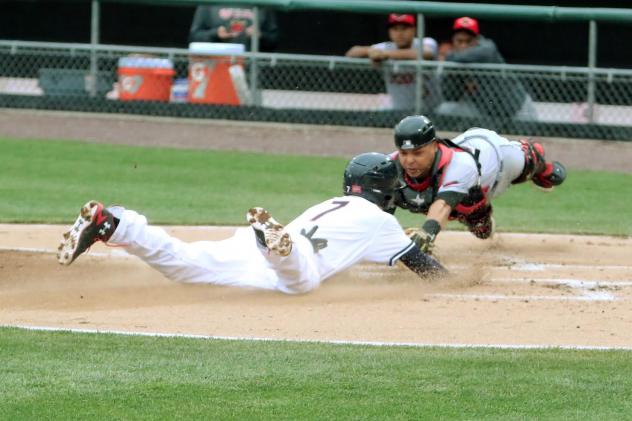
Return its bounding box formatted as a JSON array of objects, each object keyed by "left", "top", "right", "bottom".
[{"left": 107, "top": 207, "right": 321, "bottom": 295}]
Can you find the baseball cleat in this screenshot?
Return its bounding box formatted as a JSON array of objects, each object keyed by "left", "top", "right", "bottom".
[
  {"left": 57, "top": 200, "right": 116, "bottom": 266},
  {"left": 533, "top": 161, "right": 567, "bottom": 192},
  {"left": 247, "top": 207, "right": 292, "bottom": 257}
]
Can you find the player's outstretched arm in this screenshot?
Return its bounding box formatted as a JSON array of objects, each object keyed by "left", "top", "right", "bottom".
[
  {"left": 345, "top": 46, "right": 371, "bottom": 57},
  {"left": 398, "top": 245, "right": 448, "bottom": 278}
]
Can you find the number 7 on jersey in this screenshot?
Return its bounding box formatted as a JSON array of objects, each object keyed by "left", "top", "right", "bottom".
[{"left": 310, "top": 201, "right": 349, "bottom": 221}]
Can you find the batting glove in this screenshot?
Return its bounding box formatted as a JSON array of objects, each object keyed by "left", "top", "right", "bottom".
[{"left": 405, "top": 227, "right": 436, "bottom": 255}]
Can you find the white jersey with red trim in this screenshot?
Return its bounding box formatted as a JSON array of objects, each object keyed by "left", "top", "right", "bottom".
[
  {"left": 435, "top": 150, "right": 479, "bottom": 195},
  {"left": 285, "top": 195, "right": 414, "bottom": 280}
]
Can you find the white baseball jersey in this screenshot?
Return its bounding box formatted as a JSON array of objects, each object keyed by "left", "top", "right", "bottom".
[
  {"left": 285, "top": 195, "right": 414, "bottom": 280},
  {"left": 371, "top": 38, "right": 443, "bottom": 111},
  {"left": 108, "top": 196, "right": 414, "bottom": 295}
]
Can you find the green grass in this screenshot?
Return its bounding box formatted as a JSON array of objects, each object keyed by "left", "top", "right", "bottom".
[
  {"left": 3, "top": 137, "right": 632, "bottom": 419},
  {"left": 0, "top": 137, "right": 345, "bottom": 225},
  {"left": 1, "top": 327, "right": 631, "bottom": 421},
  {"left": 1, "top": 137, "right": 629, "bottom": 235}
]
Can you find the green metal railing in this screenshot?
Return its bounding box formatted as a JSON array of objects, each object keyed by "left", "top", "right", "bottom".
[
  {"left": 67, "top": 0, "right": 632, "bottom": 23},
  {"left": 72, "top": 0, "right": 631, "bottom": 117},
  {"left": 6, "top": 0, "right": 632, "bottom": 139}
]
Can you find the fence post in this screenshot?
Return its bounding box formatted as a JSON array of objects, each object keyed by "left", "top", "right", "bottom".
[
  {"left": 414, "top": 13, "right": 425, "bottom": 116},
  {"left": 89, "top": 0, "right": 100, "bottom": 97},
  {"left": 250, "top": 6, "right": 261, "bottom": 106},
  {"left": 587, "top": 20, "right": 597, "bottom": 123}
]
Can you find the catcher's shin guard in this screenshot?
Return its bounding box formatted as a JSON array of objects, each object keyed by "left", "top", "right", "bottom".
[
  {"left": 462, "top": 205, "right": 496, "bottom": 240},
  {"left": 511, "top": 139, "right": 547, "bottom": 185}
]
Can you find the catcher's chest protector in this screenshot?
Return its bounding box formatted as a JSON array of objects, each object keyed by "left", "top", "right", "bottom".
[{"left": 394, "top": 142, "right": 486, "bottom": 220}]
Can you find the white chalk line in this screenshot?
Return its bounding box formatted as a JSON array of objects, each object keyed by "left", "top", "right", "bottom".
[
  {"left": 428, "top": 293, "right": 616, "bottom": 301},
  {"left": 429, "top": 277, "right": 632, "bottom": 302},
  {"left": 492, "top": 278, "right": 632, "bottom": 287},
  {"left": 485, "top": 264, "right": 632, "bottom": 271},
  {"left": 4, "top": 325, "right": 631, "bottom": 351}
]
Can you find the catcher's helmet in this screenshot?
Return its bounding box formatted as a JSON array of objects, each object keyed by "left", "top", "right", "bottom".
[
  {"left": 343, "top": 152, "right": 402, "bottom": 210},
  {"left": 394, "top": 115, "right": 437, "bottom": 150}
]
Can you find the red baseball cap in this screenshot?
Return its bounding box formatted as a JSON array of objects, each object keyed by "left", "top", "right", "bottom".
[
  {"left": 453, "top": 17, "right": 479, "bottom": 35},
  {"left": 389, "top": 14, "right": 416, "bottom": 27}
]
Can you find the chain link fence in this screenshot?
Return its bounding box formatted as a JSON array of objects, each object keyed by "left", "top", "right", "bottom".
[{"left": 1, "top": 41, "right": 631, "bottom": 141}]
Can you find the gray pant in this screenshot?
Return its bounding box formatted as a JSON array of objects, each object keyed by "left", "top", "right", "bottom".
[
  {"left": 453, "top": 128, "right": 526, "bottom": 201},
  {"left": 490, "top": 142, "right": 527, "bottom": 200}
]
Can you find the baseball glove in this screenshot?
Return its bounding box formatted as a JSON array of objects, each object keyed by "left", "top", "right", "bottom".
[{"left": 405, "top": 227, "right": 435, "bottom": 255}]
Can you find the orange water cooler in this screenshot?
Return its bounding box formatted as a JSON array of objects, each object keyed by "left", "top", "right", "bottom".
[
  {"left": 187, "top": 43, "right": 251, "bottom": 106},
  {"left": 117, "top": 57, "right": 174, "bottom": 102}
]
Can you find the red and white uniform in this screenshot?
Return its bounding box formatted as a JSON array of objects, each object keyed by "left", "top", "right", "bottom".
[{"left": 392, "top": 128, "right": 527, "bottom": 220}]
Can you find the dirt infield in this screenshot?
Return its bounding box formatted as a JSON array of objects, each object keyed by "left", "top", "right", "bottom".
[
  {"left": 2, "top": 226, "right": 631, "bottom": 347},
  {"left": 2, "top": 109, "right": 632, "bottom": 348}
]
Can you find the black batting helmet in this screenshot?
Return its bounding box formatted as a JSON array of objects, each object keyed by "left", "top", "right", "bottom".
[
  {"left": 343, "top": 152, "right": 402, "bottom": 210},
  {"left": 394, "top": 115, "right": 437, "bottom": 150}
]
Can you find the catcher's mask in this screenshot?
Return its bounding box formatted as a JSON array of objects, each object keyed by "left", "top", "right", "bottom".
[
  {"left": 394, "top": 115, "right": 437, "bottom": 150},
  {"left": 343, "top": 152, "right": 404, "bottom": 210}
]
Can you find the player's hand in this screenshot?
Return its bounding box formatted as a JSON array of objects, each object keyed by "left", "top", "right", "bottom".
[
  {"left": 218, "top": 26, "right": 238, "bottom": 39},
  {"left": 367, "top": 48, "right": 387, "bottom": 64},
  {"left": 300, "top": 226, "right": 328, "bottom": 253},
  {"left": 245, "top": 26, "right": 261, "bottom": 37},
  {"left": 405, "top": 227, "right": 435, "bottom": 255}
]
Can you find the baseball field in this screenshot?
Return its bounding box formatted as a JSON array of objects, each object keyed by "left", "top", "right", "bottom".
[{"left": 1, "top": 110, "right": 632, "bottom": 419}]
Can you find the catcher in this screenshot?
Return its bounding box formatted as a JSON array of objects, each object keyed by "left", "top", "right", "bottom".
[{"left": 387, "top": 115, "right": 567, "bottom": 254}]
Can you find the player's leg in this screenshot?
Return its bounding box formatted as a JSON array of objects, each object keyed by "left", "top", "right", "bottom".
[
  {"left": 247, "top": 207, "right": 321, "bottom": 294},
  {"left": 487, "top": 142, "right": 531, "bottom": 200},
  {"left": 58, "top": 201, "right": 277, "bottom": 290},
  {"left": 460, "top": 203, "right": 495, "bottom": 240},
  {"left": 510, "top": 139, "right": 567, "bottom": 192}
]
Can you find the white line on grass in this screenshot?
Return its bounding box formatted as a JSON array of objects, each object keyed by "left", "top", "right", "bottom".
[{"left": 4, "top": 325, "right": 632, "bottom": 351}]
